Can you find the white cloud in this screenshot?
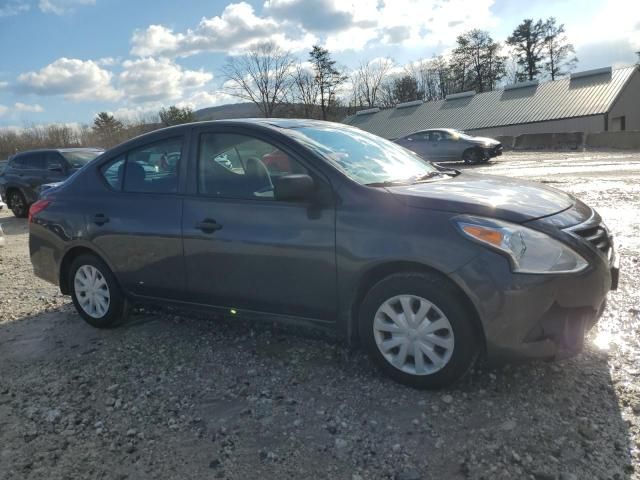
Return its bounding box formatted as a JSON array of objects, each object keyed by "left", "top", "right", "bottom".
[
  {"left": 0, "top": 105, "right": 8, "bottom": 116},
  {"left": 130, "top": 2, "right": 311, "bottom": 57},
  {"left": 128, "top": 0, "right": 499, "bottom": 57},
  {"left": 38, "top": 0, "right": 95, "bottom": 15},
  {"left": 16, "top": 57, "right": 121, "bottom": 101},
  {"left": 119, "top": 57, "right": 213, "bottom": 103},
  {"left": 14, "top": 102, "right": 44, "bottom": 112},
  {"left": 0, "top": 0, "right": 30, "bottom": 17},
  {"left": 263, "top": 0, "right": 373, "bottom": 33},
  {"left": 323, "top": 0, "right": 497, "bottom": 52},
  {"left": 96, "top": 57, "right": 118, "bottom": 66},
  {"left": 176, "top": 90, "right": 237, "bottom": 110}
]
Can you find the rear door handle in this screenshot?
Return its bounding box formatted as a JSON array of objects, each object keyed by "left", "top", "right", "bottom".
[
  {"left": 93, "top": 214, "right": 109, "bottom": 226},
  {"left": 196, "top": 219, "right": 222, "bottom": 233}
]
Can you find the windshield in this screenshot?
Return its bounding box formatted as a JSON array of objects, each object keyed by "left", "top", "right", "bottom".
[
  {"left": 61, "top": 150, "right": 102, "bottom": 168},
  {"left": 288, "top": 125, "right": 438, "bottom": 185},
  {"left": 446, "top": 129, "right": 472, "bottom": 140}
]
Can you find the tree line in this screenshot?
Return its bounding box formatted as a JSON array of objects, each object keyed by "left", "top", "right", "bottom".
[{"left": 224, "top": 16, "right": 578, "bottom": 117}]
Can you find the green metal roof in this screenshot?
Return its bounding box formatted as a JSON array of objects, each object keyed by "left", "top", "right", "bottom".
[{"left": 343, "top": 66, "right": 638, "bottom": 139}]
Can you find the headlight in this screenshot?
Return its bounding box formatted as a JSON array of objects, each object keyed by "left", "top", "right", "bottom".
[{"left": 454, "top": 215, "right": 588, "bottom": 274}]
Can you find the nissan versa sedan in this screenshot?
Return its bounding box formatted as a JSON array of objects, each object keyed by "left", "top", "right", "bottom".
[{"left": 28, "top": 119, "right": 618, "bottom": 389}]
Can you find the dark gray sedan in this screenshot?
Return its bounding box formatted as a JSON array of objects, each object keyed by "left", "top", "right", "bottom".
[
  {"left": 28, "top": 119, "right": 617, "bottom": 388},
  {"left": 395, "top": 128, "right": 502, "bottom": 163}
]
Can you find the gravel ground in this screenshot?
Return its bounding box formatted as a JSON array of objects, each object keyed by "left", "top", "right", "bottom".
[{"left": 0, "top": 150, "right": 639, "bottom": 480}]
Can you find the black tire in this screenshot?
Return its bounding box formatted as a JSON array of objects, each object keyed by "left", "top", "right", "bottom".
[
  {"left": 358, "top": 272, "right": 479, "bottom": 389},
  {"left": 69, "top": 254, "right": 127, "bottom": 328},
  {"left": 462, "top": 148, "right": 482, "bottom": 164},
  {"left": 9, "top": 190, "right": 28, "bottom": 218}
]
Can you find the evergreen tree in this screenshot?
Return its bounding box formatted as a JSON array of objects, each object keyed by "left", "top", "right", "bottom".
[
  {"left": 507, "top": 19, "right": 546, "bottom": 81},
  {"left": 159, "top": 106, "right": 196, "bottom": 126},
  {"left": 308, "top": 46, "right": 347, "bottom": 120}
]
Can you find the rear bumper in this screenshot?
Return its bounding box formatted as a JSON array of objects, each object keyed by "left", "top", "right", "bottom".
[{"left": 450, "top": 244, "right": 614, "bottom": 362}]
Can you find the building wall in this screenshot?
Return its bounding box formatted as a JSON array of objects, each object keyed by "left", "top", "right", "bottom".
[
  {"left": 468, "top": 115, "right": 606, "bottom": 137},
  {"left": 608, "top": 68, "right": 640, "bottom": 132}
]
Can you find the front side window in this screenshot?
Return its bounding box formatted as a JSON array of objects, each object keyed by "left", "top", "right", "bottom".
[
  {"left": 198, "top": 133, "right": 307, "bottom": 200},
  {"left": 287, "top": 125, "right": 438, "bottom": 186},
  {"left": 46, "top": 152, "right": 65, "bottom": 171}
]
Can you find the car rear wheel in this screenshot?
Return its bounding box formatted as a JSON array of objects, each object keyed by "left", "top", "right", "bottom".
[
  {"left": 69, "top": 254, "right": 127, "bottom": 328},
  {"left": 358, "top": 272, "right": 479, "bottom": 389},
  {"left": 9, "top": 190, "right": 28, "bottom": 218}
]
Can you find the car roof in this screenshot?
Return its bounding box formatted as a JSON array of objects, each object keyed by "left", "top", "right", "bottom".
[
  {"left": 195, "top": 118, "right": 335, "bottom": 129},
  {"left": 139, "top": 118, "right": 344, "bottom": 138},
  {"left": 13, "top": 147, "right": 104, "bottom": 156},
  {"left": 110, "top": 118, "right": 350, "bottom": 152}
]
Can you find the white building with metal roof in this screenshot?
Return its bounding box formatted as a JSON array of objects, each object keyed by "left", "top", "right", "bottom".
[{"left": 344, "top": 66, "right": 640, "bottom": 139}]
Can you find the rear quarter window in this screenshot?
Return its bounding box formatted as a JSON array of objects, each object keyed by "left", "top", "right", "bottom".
[{"left": 100, "top": 156, "right": 125, "bottom": 191}]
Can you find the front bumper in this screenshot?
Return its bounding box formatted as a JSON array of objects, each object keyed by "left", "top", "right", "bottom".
[
  {"left": 450, "top": 239, "right": 616, "bottom": 362},
  {"left": 487, "top": 144, "right": 503, "bottom": 157}
]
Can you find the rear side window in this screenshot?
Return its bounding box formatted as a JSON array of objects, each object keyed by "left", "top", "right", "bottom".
[
  {"left": 24, "top": 153, "right": 46, "bottom": 170},
  {"left": 10, "top": 157, "right": 25, "bottom": 169},
  {"left": 99, "top": 137, "right": 183, "bottom": 194}
]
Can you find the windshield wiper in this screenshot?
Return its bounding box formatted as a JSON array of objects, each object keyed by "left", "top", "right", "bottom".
[
  {"left": 410, "top": 171, "right": 451, "bottom": 183},
  {"left": 364, "top": 179, "right": 412, "bottom": 187}
]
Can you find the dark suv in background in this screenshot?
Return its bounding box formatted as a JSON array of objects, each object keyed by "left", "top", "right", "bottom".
[{"left": 0, "top": 148, "right": 103, "bottom": 217}]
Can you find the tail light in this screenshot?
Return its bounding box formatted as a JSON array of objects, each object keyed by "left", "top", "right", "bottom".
[{"left": 28, "top": 199, "right": 51, "bottom": 222}]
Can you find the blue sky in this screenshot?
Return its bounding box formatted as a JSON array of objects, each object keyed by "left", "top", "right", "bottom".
[{"left": 0, "top": 0, "right": 638, "bottom": 128}]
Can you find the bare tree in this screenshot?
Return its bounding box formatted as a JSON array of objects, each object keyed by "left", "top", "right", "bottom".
[
  {"left": 542, "top": 17, "right": 577, "bottom": 80},
  {"left": 353, "top": 58, "right": 394, "bottom": 107},
  {"left": 291, "top": 63, "right": 319, "bottom": 118},
  {"left": 404, "top": 59, "right": 442, "bottom": 101},
  {"left": 222, "top": 42, "right": 295, "bottom": 118}
]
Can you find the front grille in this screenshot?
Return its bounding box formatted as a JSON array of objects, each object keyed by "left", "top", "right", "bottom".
[{"left": 571, "top": 224, "right": 610, "bottom": 254}]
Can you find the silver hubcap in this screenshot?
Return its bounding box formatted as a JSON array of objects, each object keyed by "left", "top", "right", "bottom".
[
  {"left": 74, "top": 265, "right": 110, "bottom": 319},
  {"left": 373, "top": 295, "right": 454, "bottom": 376}
]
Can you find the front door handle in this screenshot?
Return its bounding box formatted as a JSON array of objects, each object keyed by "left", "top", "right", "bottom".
[
  {"left": 93, "top": 214, "right": 109, "bottom": 226},
  {"left": 196, "top": 219, "right": 222, "bottom": 233}
]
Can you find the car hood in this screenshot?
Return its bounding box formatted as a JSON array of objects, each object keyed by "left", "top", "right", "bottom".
[
  {"left": 471, "top": 136, "right": 500, "bottom": 146},
  {"left": 385, "top": 172, "right": 575, "bottom": 223}
]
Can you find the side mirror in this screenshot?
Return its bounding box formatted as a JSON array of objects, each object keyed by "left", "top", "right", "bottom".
[{"left": 274, "top": 174, "right": 314, "bottom": 201}]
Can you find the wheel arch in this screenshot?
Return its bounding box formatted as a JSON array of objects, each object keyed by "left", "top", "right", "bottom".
[
  {"left": 58, "top": 245, "right": 118, "bottom": 295},
  {"left": 462, "top": 146, "right": 482, "bottom": 160},
  {"left": 349, "top": 260, "right": 486, "bottom": 352}
]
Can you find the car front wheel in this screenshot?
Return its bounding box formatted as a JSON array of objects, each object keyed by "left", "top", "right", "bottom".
[
  {"left": 69, "top": 254, "right": 127, "bottom": 328},
  {"left": 358, "top": 272, "right": 479, "bottom": 389}
]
